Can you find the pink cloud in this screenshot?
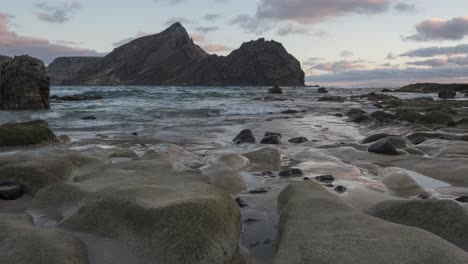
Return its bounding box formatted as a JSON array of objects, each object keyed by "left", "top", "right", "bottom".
[{"left": 203, "top": 44, "right": 232, "bottom": 53}]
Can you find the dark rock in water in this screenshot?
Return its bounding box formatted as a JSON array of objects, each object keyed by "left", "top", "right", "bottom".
[
  {"left": 455, "top": 197, "right": 468, "bottom": 203},
  {"left": 48, "top": 24, "right": 305, "bottom": 86},
  {"left": 334, "top": 113, "right": 344, "bottom": 117},
  {"left": 249, "top": 242, "right": 260, "bottom": 247},
  {"left": 317, "top": 87, "right": 329, "bottom": 93},
  {"left": 315, "top": 175, "right": 335, "bottom": 183},
  {"left": 235, "top": 197, "right": 248, "bottom": 208},
  {"left": 396, "top": 83, "right": 468, "bottom": 93},
  {"left": 334, "top": 185, "right": 347, "bottom": 193},
  {"left": 303, "top": 177, "right": 311, "bottom": 181},
  {"left": 417, "top": 193, "right": 432, "bottom": 200},
  {"left": 347, "top": 108, "right": 366, "bottom": 116},
  {"left": 381, "top": 88, "right": 392, "bottom": 93},
  {"left": 0, "top": 181, "right": 23, "bottom": 200},
  {"left": 81, "top": 115, "right": 97, "bottom": 120},
  {"left": 318, "top": 96, "right": 345, "bottom": 102},
  {"left": 0, "top": 120, "right": 59, "bottom": 147},
  {"left": 370, "top": 111, "right": 396, "bottom": 123},
  {"left": 281, "top": 109, "right": 299, "bottom": 114},
  {"left": 352, "top": 114, "right": 370, "bottom": 123},
  {"left": 132, "top": 132, "right": 138, "bottom": 136},
  {"left": 438, "top": 90, "right": 456, "bottom": 99},
  {"left": 367, "top": 200, "right": 468, "bottom": 252},
  {"left": 268, "top": 85, "right": 283, "bottom": 94},
  {"left": 373, "top": 103, "right": 384, "bottom": 109},
  {"left": 261, "top": 133, "right": 281, "bottom": 145},
  {"left": 368, "top": 139, "right": 399, "bottom": 155},
  {"left": 58, "top": 135, "right": 71, "bottom": 143},
  {"left": 248, "top": 187, "right": 270, "bottom": 194},
  {"left": 0, "top": 55, "right": 50, "bottom": 110},
  {"left": 288, "top": 137, "right": 309, "bottom": 144},
  {"left": 279, "top": 168, "right": 303, "bottom": 177},
  {"left": 361, "top": 133, "right": 394, "bottom": 144},
  {"left": 233, "top": 129, "right": 256, "bottom": 144},
  {"left": 54, "top": 95, "right": 104, "bottom": 101}
]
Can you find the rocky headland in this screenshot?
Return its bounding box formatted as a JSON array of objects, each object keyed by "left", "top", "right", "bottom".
[{"left": 48, "top": 23, "right": 305, "bottom": 86}]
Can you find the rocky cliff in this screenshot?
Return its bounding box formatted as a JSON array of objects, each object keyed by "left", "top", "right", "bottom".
[
  {"left": 48, "top": 23, "right": 305, "bottom": 86},
  {"left": 47, "top": 57, "right": 101, "bottom": 85},
  {"left": 0, "top": 55, "right": 50, "bottom": 110}
]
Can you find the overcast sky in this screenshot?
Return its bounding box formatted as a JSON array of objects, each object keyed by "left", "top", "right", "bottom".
[{"left": 2, "top": 0, "right": 468, "bottom": 86}]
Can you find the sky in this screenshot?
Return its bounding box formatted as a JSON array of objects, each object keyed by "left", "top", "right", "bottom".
[{"left": 1, "top": 0, "right": 468, "bottom": 87}]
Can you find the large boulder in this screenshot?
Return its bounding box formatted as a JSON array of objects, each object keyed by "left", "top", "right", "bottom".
[
  {"left": 0, "top": 214, "right": 89, "bottom": 264},
  {"left": 31, "top": 156, "right": 244, "bottom": 264},
  {"left": 0, "top": 55, "right": 50, "bottom": 110},
  {"left": 242, "top": 146, "right": 281, "bottom": 171},
  {"left": 367, "top": 200, "right": 468, "bottom": 251},
  {"left": 274, "top": 182, "right": 468, "bottom": 264},
  {"left": 0, "top": 120, "right": 59, "bottom": 147}
]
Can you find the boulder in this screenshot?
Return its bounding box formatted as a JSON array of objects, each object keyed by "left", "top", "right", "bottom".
[
  {"left": 233, "top": 129, "right": 256, "bottom": 144},
  {"left": 243, "top": 147, "right": 281, "bottom": 171},
  {"left": 203, "top": 153, "right": 248, "bottom": 194},
  {"left": 0, "top": 120, "right": 59, "bottom": 147},
  {"left": 288, "top": 137, "right": 309, "bottom": 144},
  {"left": 0, "top": 55, "right": 50, "bottom": 110},
  {"left": 0, "top": 214, "right": 89, "bottom": 264},
  {"left": 268, "top": 85, "right": 283, "bottom": 94},
  {"left": 379, "top": 167, "right": 423, "bottom": 193},
  {"left": 316, "top": 87, "right": 328, "bottom": 93},
  {"left": 438, "top": 90, "right": 456, "bottom": 99},
  {"left": 274, "top": 182, "right": 468, "bottom": 264},
  {"left": 368, "top": 138, "right": 399, "bottom": 155},
  {"left": 32, "top": 156, "right": 244, "bottom": 264},
  {"left": 260, "top": 134, "right": 281, "bottom": 145},
  {"left": 367, "top": 200, "right": 468, "bottom": 251}
]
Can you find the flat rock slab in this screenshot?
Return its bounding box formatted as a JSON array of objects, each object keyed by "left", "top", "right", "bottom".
[{"left": 274, "top": 182, "right": 468, "bottom": 264}]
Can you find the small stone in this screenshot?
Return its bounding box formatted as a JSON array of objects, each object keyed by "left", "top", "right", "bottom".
[
  {"left": 417, "top": 193, "right": 432, "bottom": 200},
  {"left": 279, "top": 168, "right": 303, "bottom": 177},
  {"left": 248, "top": 188, "right": 270, "bottom": 194},
  {"left": 368, "top": 139, "right": 399, "bottom": 155},
  {"left": 235, "top": 197, "right": 248, "bottom": 208},
  {"left": 325, "top": 184, "right": 334, "bottom": 188},
  {"left": 334, "top": 185, "right": 347, "bottom": 193},
  {"left": 455, "top": 197, "right": 468, "bottom": 203},
  {"left": 317, "top": 87, "right": 329, "bottom": 93},
  {"left": 315, "top": 175, "right": 335, "bottom": 183},
  {"left": 132, "top": 132, "right": 138, "bottom": 136},
  {"left": 233, "top": 129, "right": 256, "bottom": 144},
  {"left": 303, "top": 177, "right": 311, "bottom": 181},
  {"left": 260, "top": 134, "right": 281, "bottom": 145},
  {"left": 243, "top": 218, "right": 259, "bottom": 223},
  {"left": 81, "top": 115, "right": 97, "bottom": 120},
  {"left": 334, "top": 113, "right": 344, "bottom": 117},
  {"left": 288, "top": 137, "right": 309, "bottom": 144},
  {"left": 0, "top": 181, "right": 23, "bottom": 200},
  {"left": 281, "top": 109, "right": 299, "bottom": 114}
]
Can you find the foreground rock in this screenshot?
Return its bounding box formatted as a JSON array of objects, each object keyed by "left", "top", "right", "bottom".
[
  {"left": 0, "top": 214, "right": 89, "bottom": 264},
  {"left": 274, "top": 182, "right": 468, "bottom": 264},
  {"left": 48, "top": 23, "right": 305, "bottom": 86},
  {"left": 0, "top": 55, "right": 50, "bottom": 110},
  {"left": 31, "top": 154, "right": 244, "bottom": 264},
  {"left": 0, "top": 120, "right": 59, "bottom": 147},
  {"left": 367, "top": 200, "right": 468, "bottom": 251}
]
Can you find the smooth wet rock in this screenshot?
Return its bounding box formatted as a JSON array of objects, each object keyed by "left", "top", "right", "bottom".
[
  {"left": 0, "top": 55, "right": 50, "bottom": 110},
  {"left": 279, "top": 168, "right": 303, "bottom": 178},
  {"left": 438, "top": 90, "right": 456, "bottom": 99},
  {"left": 268, "top": 85, "right": 283, "bottom": 94},
  {"left": 368, "top": 138, "right": 399, "bottom": 155},
  {"left": 317, "top": 87, "right": 328, "bottom": 93},
  {"left": 233, "top": 129, "right": 256, "bottom": 144},
  {"left": 260, "top": 134, "right": 281, "bottom": 145},
  {"left": 0, "top": 181, "right": 23, "bottom": 200},
  {"left": 203, "top": 153, "right": 248, "bottom": 194},
  {"left": 380, "top": 167, "right": 422, "bottom": 193},
  {"left": 274, "top": 182, "right": 468, "bottom": 264},
  {"left": 0, "top": 120, "right": 59, "bottom": 147},
  {"left": 243, "top": 147, "right": 281, "bottom": 171},
  {"left": 315, "top": 175, "right": 335, "bottom": 183},
  {"left": 0, "top": 214, "right": 89, "bottom": 264},
  {"left": 367, "top": 200, "right": 468, "bottom": 251},
  {"left": 288, "top": 137, "right": 309, "bottom": 144}
]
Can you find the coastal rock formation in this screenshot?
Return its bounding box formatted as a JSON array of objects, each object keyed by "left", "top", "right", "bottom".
[
  {"left": 47, "top": 57, "right": 101, "bottom": 85},
  {"left": 48, "top": 23, "right": 305, "bottom": 86},
  {"left": 439, "top": 90, "right": 456, "bottom": 99},
  {"left": 274, "top": 182, "right": 468, "bottom": 264},
  {"left": 0, "top": 120, "right": 59, "bottom": 147},
  {"left": 367, "top": 200, "right": 468, "bottom": 251},
  {"left": 0, "top": 55, "right": 12, "bottom": 64},
  {"left": 396, "top": 83, "right": 468, "bottom": 93},
  {"left": 0, "top": 55, "right": 50, "bottom": 110}
]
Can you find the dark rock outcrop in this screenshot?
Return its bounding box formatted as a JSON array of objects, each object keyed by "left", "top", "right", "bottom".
[
  {"left": 48, "top": 23, "right": 305, "bottom": 86},
  {"left": 47, "top": 57, "right": 101, "bottom": 85},
  {"left": 268, "top": 85, "right": 283, "bottom": 94},
  {"left": 0, "top": 55, "right": 12, "bottom": 65},
  {"left": 317, "top": 87, "right": 329, "bottom": 93},
  {"left": 261, "top": 132, "right": 281, "bottom": 145},
  {"left": 233, "top": 129, "right": 256, "bottom": 144},
  {"left": 439, "top": 90, "right": 456, "bottom": 99},
  {"left": 396, "top": 83, "right": 468, "bottom": 93},
  {"left": 0, "top": 55, "right": 50, "bottom": 110},
  {"left": 0, "top": 120, "right": 59, "bottom": 147}
]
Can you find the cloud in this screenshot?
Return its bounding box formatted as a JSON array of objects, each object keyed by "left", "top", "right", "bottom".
[
  {"left": 401, "top": 43, "right": 468, "bottom": 57},
  {"left": 35, "top": 1, "right": 81, "bottom": 24},
  {"left": 407, "top": 58, "right": 448, "bottom": 67},
  {"left": 191, "top": 33, "right": 207, "bottom": 43},
  {"left": 202, "top": 44, "right": 232, "bottom": 53},
  {"left": 256, "top": 0, "right": 391, "bottom": 24},
  {"left": 164, "top": 17, "right": 192, "bottom": 26},
  {"left": 276, "top": 24, "right": 310, "bottom": 36},
  {"left": 310, "top": 59, "right": 366, "bottom": 72},
  {"left": 306, "top": 65, "right": 468, "bottom": 83},
  {"left": 447, "top": 56, "right": 468, "bottom": 66},
  {"left": 302, "top": 57, "right": 324, "bottom": 66},
  {"left": 112, "top": 31, "right": 149, "bottom": 47},
  {"left": 196, "top": 26, "right": 219, "bottom": 34},
  {"left": 153, "top": 0, "right": 188, "bottom": 4},
  {"left": 394, "top": 2, "right": 416, "bottom": 13},
  {"left": 404, "top": 16, "right": 468, "bottom": 41},
  {"left": 203, "top": 13, "right": 222, "bottom": 21},
  {"left": 0, "top": 13, "right": 104, "bottom": 64},
  {"left": 340, "top": 50, "right": 353, "bottom": 57},
  {"left": 386, "top": 52, "right": 397, "bottom": 60},
  {"left": 230, "top": 14, "right": 272, "bottom": 34}
]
